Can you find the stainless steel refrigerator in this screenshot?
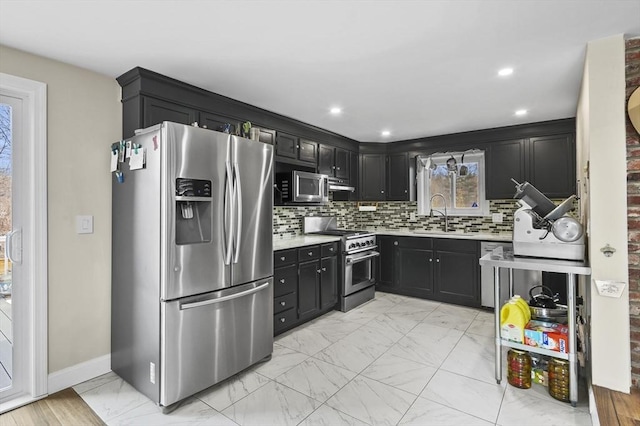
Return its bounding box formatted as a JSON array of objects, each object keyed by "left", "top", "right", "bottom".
[{"left": 111, "top": 122, "right": 274, "bottom": 410}]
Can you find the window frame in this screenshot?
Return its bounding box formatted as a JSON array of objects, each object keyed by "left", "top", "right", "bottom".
[{"left": 416, "top": 150, "right": 489, "bottom": 217}]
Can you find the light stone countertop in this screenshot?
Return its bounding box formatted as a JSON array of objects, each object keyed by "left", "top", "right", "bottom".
[
  {"left": 273, "top": 229, "right": 511, "bottom": 250},
  {"left": 273, "top": 235, "right": 342, "bottom": 251}
]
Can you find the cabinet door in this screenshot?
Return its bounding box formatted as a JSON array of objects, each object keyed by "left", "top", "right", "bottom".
[
  {"left": 335, "top": 148, "right": 350, "bottom": 179},
  {"left": 318, "top": 144, "right": 335, "bottom": 176},
  {"left": 360, "top": 154, "right": 386, "bottom": 200},
  {"left": 255, "top": 127, "right": 276, "bottom": 145},
  {"left": 486, "top": 139, "right": 525, "bottom": 199},
  {"left": 143, "top": 97, "right": 198, "bottom": 128},
  {"left": 298, "top": 139, "right": 318, "bottom": 164},
  {"left": 376, "top": 236, "right": 396, "bottom": 289},
  {"left": 528, "top": 134, "right": 575, "bottom": 198},
  {"left": 387, "top": 153, "right": 409, "bottom": 201},
  {"left": 434, "top": 250, "right": 479, "bottom": 307},
  {"left": 298, "top": 260, "right": 320, "bottom": 320},
  {"left": 275, "top": 132, "right": 298, "bottom": 159},
  {"left": 199, "top": 112, "right": 236, "bottom": 134},
  {"left": 395, "top": 247, "right": 435, "bottom": 298},
  {"left": 320, "top": 256, "right": 338, "bottom": 310}
]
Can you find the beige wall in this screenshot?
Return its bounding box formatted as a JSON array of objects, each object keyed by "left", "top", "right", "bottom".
[
  {"left": 0, "top": 45, "right": 121, "bottom": 373},
  {"left": 576, "top": 34, "right": 631, "bottom": 392}
]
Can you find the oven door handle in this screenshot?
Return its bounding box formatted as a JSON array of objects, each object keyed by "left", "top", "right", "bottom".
[{"left": 345, "top": 251, "right": 380, "bottom": 264}]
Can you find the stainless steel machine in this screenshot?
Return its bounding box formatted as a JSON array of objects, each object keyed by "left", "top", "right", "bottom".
[
  {"left": 511, "top": 179, "right": 585, "bottom": 261},
  {"left": 111, "top": 122, "right": 274, "bottom": 411}
]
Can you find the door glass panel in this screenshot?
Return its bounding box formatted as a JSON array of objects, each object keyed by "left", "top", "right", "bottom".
[
  {"left": 351, "top": 259, "right": 372, "bottom": 285},
  {"left": 0, "top": 102, "right": 13, "bottom": 391},
  {"left": 297, "top": 177, "right": 319, "bottom": 196}
]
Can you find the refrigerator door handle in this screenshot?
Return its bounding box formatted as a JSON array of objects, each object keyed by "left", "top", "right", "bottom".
[
  {"left": 223, "top": 161, "right": 234, "bottom": 265},
  {"left": 179, "top": 281, "right": 270, "bottom": 310},
  {"left": 233, "top": 162, "right": 243, "bottom": 264}
]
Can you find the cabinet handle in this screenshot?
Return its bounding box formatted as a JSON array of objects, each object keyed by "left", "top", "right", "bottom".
[
  {"left": 381, "top": 190, "right": 385, "bottom": 193},
  {"left": 322, "top": 267, "right": 327, "bottom": 272},
  {"left": 308, "top": 251, "right": 313, "bottom": 256},
  {"left": 336, "top": 167, "right": 340, "bottom": 170},
  {"left": 429, "top": 258, "right": 433, "bottom": 262},
  {"left": 436, "top": 258, "right": 440, "bottom": 263},
  {"left": 279, "top": 278, "right": 285, "bottom": 284},
  {"left": 280, "top": 256, "right": 286, "bottom": 261},
  {"left": 317, "top": 269, "right": 322, "bottom": 273},
  {"left": 404, "top": 190, "right": 408, "bottom": 193},
  {"left": 394, "top": 241, "right": 398, "bottom": 246},
  {"left": 329, "top": 247, "right": 334, "bottom": 252},
  {"left": 280, "top": 301, "right": 286, "bottom": 306},
  {"left": 297, "top": 145, "right": 300, "bottom": 148},
  {"left": 332, "top": 166, "right": 336, "bottom": 169},
  {"left": 280, "top": 318, "right": 286, "bottom": 323}
]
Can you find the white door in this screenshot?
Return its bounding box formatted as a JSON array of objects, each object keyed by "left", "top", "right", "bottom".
[{"left": 0, "top": 74, "right": 47, "bottom": 412}]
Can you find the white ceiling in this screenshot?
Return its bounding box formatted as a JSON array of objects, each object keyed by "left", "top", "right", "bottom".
[{"left": 1, "top": 1, "right": 639, "bottom": 142}]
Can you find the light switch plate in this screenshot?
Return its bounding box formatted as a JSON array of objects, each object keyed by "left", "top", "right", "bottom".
[
  {"left": 76, "top": 215, "right": 94, "bottom": 234},
  {"left": 492, "top": 213, "right": 504, "bottom": 223}
]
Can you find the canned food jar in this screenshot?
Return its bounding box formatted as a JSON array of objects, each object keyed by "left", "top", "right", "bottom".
[
  {"left": 507, "top": 349, "right": 532, "bottom": 389},
  {"left": 548, "top": 358, "right": 570, "bottom": 402}
]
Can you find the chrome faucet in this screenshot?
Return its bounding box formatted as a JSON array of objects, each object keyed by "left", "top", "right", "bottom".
[{"left": 429, "top": 193, "right": 450, "bottom": 232}]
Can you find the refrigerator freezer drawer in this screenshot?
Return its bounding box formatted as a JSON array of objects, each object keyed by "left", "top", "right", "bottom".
[{"left": 160, "top": 279, "right": 273, "bottom": 407}]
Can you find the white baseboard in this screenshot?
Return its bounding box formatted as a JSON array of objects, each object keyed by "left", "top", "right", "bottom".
[
  {"left": 589, "top": 385, "right": 600, "bottom": 426},
  {"left": 48, "top": 354, "right": 111, "bottom": 394}
]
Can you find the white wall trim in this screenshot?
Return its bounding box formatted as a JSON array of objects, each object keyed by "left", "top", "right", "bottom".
[
  {"left": 589, "top": 385, "right": 600, "bottom": 426},
  {"left": 0, "top": 72, "right": 48, "bottom": 404},
  {"left": 48, "top": 354, "right": 111, "bottom": 394}
]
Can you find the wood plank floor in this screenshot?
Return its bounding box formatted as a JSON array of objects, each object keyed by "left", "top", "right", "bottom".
[
  {"left": 0, "top": 388, "right": 104, "bottom": 425},
  {"left": 593, "top": 385, "right": 640, "bottom": 426}
]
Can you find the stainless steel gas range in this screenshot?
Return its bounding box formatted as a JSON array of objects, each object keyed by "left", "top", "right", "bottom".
[{"left": 304, "top": 217, "right": 379, "bottom": 311}]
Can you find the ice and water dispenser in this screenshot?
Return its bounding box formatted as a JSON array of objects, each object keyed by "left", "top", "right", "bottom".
[{"left": 175, "top": 178, "right": 212, "bottom": 245}]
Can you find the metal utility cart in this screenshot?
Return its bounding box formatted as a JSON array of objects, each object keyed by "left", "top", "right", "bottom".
[{"left": 479, "top": 253, "right": 591, "bottom": 407}]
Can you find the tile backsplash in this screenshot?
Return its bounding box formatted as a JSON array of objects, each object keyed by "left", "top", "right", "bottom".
[{"left": 273, "top": 200, "right": 520, "bottom": 239}]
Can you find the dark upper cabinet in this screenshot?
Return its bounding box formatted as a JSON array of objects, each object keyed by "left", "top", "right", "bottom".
[
  {"left": 298, "top": 139, "right": 318, "bottom": 163},
  {"left": 318, "top": 144, "right": 334, "bottom": 175},
  {"left": 387, "top": 153, "right": 409, "bottom": 201},
  {"left": 335, "top": 148, "right": 349, "bottom": 179},
  {"left": 199, "top": 112, "right": 236, "bottom": 134},
  {"left": 143, "top": 97, "right": 198, "bottom": 129},
  {"left": 487, "top": 133, "right": 575, "bottom": 199},
  {"left": 349, "top": 151, "right": 359, "bottom": 200},
  {"left": 360, "top": 154, "right": 386, "bottom": 200},
  {"left": 528, "top": 134, "right": 575, "bottom": 198},
  {"left": 319, "top": 256, "right": 338, "bottom": 310},
  {"left": 486, "top": 139, "right": 526, "bottom": 199},
  {"left": 254, "top": 127, "right": 276, "bottom": 145},
  {"left": 275, "top": 132, "right": 299, "bottom": 159}
]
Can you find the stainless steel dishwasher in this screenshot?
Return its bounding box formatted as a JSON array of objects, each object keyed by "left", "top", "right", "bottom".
[{"left": 480, "top": 242, "right": 541, "bottom": 308}]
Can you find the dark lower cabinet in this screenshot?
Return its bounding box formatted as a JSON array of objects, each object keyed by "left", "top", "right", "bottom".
[
  {"left": 376, "top": 236, "right": 480, "bottom": 307},
  {"left": 273, "top": 242, "right": 338, "bottom": 335},
  {"left": 320, "top": 256, "right": 338, "bottom": 310}
]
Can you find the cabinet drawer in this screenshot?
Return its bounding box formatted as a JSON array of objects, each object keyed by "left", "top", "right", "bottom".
[
  {"left": 274, "top": 308, "right": 297, "bottom": 333},
  {"left": 434, "top": 238, "right": 478, "bottom": 254},
  {"left": 274, "top": 249, "right": 297, "bottom": 267},
  {"left": 274, "top": 264, "right": 297, "bottom": 297},
  {"left": 396, "top": 236, "right": 433, "bottom": 249},
  {"left": 298, "top": 245, "right": 320, "bottom": 260},
  {"left": 274, "top": 292, "right": 297, "bottom": 314},
  {"left": 321, "top": 242, "right": 339, "bottom": 257}
]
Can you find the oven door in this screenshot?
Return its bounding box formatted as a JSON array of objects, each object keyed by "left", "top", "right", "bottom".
[{"left": 343, "top": 250, "right": 380, "bottom": 296}]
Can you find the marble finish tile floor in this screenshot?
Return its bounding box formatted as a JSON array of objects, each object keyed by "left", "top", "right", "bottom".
[{"left": 74, "top": 292, "right": 592, "bottom": 425}]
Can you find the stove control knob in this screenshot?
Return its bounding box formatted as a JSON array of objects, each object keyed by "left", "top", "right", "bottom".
[
  {"left": 349, "top": 243, "right": 355, "bottom": 249},
  {"left": 366, "top": 240, "right": 371, "bottom": 245}
]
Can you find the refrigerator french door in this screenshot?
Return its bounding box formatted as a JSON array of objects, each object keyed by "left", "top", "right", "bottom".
[{"left": 112, "top": 122, "right": 274, "bottom": 409}]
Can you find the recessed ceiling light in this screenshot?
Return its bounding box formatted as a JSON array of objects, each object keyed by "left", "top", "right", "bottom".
[
  {"left": 498, "top": 68, "right": 514, "bottom": 77},
  {"left": 381, "top": 130, "right": 391, "bottom": 137},
  {"left": 330, "top": 107, "right": 342, "bottom": 115},
  {"left": 515, "top": 109, "right": 528, "bottom": 116}
]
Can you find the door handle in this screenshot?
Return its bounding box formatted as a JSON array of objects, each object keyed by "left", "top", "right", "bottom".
[
  {"left": 345, "top": 251, "right": 380, "bottom": 264},
  {"left": 180, "top": 281, "right": 269, "bottom": 310},
  {"left": 6, "top": 229, "right": 21, "bottom": 265},
  {"left": 233, "top": 162, "right": 243, "bottom": 264},
  {"left": 223, "top": 161, "right": 233, "bottom": 265}
]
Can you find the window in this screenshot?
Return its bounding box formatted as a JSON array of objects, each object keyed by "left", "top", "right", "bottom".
[{"left": 417, "top": 150, "right": 488, "bottom": 216}]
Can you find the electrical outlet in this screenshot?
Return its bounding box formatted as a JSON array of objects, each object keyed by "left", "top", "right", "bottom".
[{"left": 492, "top": 213, "right": 504, "bottom": 224}]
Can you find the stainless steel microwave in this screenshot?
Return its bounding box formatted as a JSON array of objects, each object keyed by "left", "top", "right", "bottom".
[{"left": 276, "top": 171, "right": 329, "bottom": 204}]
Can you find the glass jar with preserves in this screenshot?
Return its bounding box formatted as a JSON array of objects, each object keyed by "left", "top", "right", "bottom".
[
  {"left": 548, "top": 358, "right": 570, "bottom": 402},
  {"left": 507, "top": 349, "right": 532, "bottom": 389}
]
